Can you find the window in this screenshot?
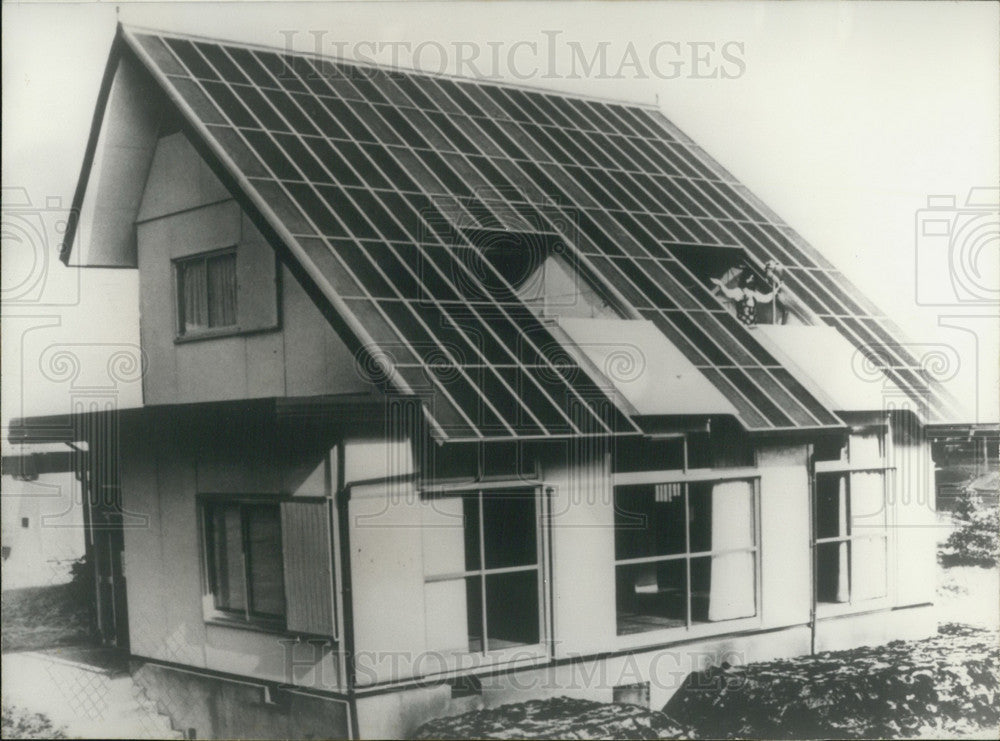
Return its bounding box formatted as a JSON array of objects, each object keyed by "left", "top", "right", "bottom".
[
  {"left": 203, "top": 500, "right": 285, "bottom": 625},
  {"left": 813, "top": 431, "right": 889, "bottom": 606},
  {"left": 613, "top": 478, "right": 758, "bottom": 635},
  {"left": 176, "top": 249, "right": 238, "bottom": 336},
  {"left": 612, "top": 422, "right": 752, "bottom": 474},
  {"left": 425, "top": 441, "right": 539, "bottom": 486},
  {"left": 422, "top": 489, "right": 542, "bottom": 656},
  {"left": 613, "top": 437, "right": 685, "bottom": 474},
  {"left": 20, "top": 517, "right": 29, "bottom": 529},
  {"left": 664, "top": 242, "right": 794, "bottom": 327},
  {"left": 613, "top": 682, "right": 650, "bottom": 709}
]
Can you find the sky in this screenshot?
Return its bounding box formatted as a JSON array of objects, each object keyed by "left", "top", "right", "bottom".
[{"left": 2, "top": 1, "right": 998, "bottom": 425}]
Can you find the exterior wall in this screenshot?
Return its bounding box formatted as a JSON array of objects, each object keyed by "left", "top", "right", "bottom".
[
  {"left": 891, "top": 419, "right": 938, "bottom": 608},
  {"left": 347, "top": 454, "right": 426, "bottom": 687},
  {"left": 133, "top": 662, "right": 349, "bottom": 740},
  {"left": 814, "top": 603, "right": 936, "bottom": 653},
  {"left": 547, "top": 441, "right": 617, "bottom": 658},
  {"left": 344, "top": 438, "right": 817, "bottom": 690},
  {"left": 119, "top": 410, "right": 342, "bottom": 691},
  {"left": 136, "top": 132, "right": 370, "bottom": 406}
]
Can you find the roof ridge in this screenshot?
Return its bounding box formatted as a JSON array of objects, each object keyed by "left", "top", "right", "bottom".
[{"left": 119, "top": 22, "right": 662, "bottom": 112}]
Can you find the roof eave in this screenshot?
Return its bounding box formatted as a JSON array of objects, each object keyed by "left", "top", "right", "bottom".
[{"left": 60, "top": 23, "right": 129, "bottom": 265}]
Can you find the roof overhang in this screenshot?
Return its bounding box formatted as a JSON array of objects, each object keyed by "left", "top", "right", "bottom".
[{"left": 61, "top": 28, "right": 166, "bottom": 267}]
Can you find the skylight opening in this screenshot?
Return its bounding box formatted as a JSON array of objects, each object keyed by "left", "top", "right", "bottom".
[
  {"left": 460, "top": 227, "right": 624, "bottom": 320},
  {"left": 660, "top": 243, "right": 797, "bottom": 328}
]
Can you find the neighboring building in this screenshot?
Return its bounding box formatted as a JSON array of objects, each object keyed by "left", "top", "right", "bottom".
[
  {"left": 930, "top": 428, "right": 1000, "bottom": 511},
  {"left": 1, "top": 443, "right": 85, "bottom": 589},
  {"left": 10, "top": 23, "right": 983, "bottom": 739}
]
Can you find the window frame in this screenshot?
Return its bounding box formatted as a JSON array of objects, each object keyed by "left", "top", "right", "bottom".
[
  {"left": 198, "top": 494, "right": 287, "bottom": 633},
  {"left": 173, "top": 246, "right": 240, "bottom": 342},
  {"left": 420, "top": 484, "right": 549, "bottom": 665},
  {"left": 422, "top": 441, "right": 541, "bottom": 488},
  {"left": 811, "top": 427, "right": 894, "bottom": 616},
  {"left": 611, "top": 426, "right": 754, "bottom": 476},
  {"left": 611, "top": 468, "right": 762, "bottom": 642}
]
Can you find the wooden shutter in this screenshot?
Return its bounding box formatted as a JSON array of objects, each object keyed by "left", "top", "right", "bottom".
[{"left": 280, "top": 500, "right": 336, "bottom": 637}]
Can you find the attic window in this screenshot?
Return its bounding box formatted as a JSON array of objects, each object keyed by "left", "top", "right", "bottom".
[
  {"left": 709, "top": 262, "right": 787, "bottom": 327},
  {"left": 175, "top": 249, "right": 238, "bottom": 337},
  {"left": 661, "top": 243, "right": 789, "bottom": 326}
]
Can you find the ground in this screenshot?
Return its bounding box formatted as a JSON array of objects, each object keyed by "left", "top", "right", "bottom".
[{"left": 0, "top": 580, "right": 95, "bottom": 653}]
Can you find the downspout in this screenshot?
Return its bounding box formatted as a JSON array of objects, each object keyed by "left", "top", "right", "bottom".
[
  {"left": 75, "top": 462, "right": 101, "bottom": 640},
  {"left": 333, "top": 443, "right": 361, "bottom": 740},
  {"left": 806, "top": 442, "right": 817, "bottom": 655}
]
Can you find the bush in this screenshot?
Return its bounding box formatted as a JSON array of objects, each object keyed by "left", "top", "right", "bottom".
[
  {"left": 1, "top": 706, "right": 66, "bottom": 739},
  {"left": 944, "top": 493, "right": 999, "bottom": 567},
  {"left": 413, "top": 697, "right": 691, "bottom": 739},
  {"left": 663, "top": 625, "right": 1000, "bottom": 739},
  {"left": 67, "top": 555, "right": 92, "bottom": 589}
]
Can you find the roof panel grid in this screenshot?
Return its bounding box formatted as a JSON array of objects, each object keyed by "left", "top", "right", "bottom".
[{"left": 113, "top": 26, "right": 960, "bottom": 430}]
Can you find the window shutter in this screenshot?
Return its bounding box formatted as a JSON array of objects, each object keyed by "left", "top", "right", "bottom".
[{"left": 280, "top": 500, "right": 336, "bottom": 637}]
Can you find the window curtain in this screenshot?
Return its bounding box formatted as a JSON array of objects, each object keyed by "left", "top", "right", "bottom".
[
  {"left": 830, "top": 475, "right": 850, "bottom": 602},
  {"left": 850, "top": 472, "right": 887, "bottom": 601},
  {"left": 182, "top": 259, "right": 209, "bottom": 331},
  {"left": 208, "top": 254, "right": 237, "bottom": 327},
  {"left": 422, "top": 497, "right": 470, "bottom": 652},
  {"left": 850, "top": 471, "right": 885, "bottom": 530},
  {"left": 424, "top": 579, "right": 470, "bottom": 652},
  {"left": 707, "top": 480, "right": 756, "bottom": 621},
  {"left": 211, "top": 504, "right": 245, "bottom": 611},
  {"left": 245, "top": 506, "right": 285, "bottom": 617},
  {"left": 851, "top": 536, "right": 887, "bottom": 601}
]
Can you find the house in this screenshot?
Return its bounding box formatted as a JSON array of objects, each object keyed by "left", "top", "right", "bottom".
[{"left": 9, "top": 23, "right": 981, "bottom": 739}]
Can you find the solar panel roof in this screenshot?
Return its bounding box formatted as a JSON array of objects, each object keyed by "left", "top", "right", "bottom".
[{"left": 66, "top": 25, "right": 965, "bottom": 438}]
